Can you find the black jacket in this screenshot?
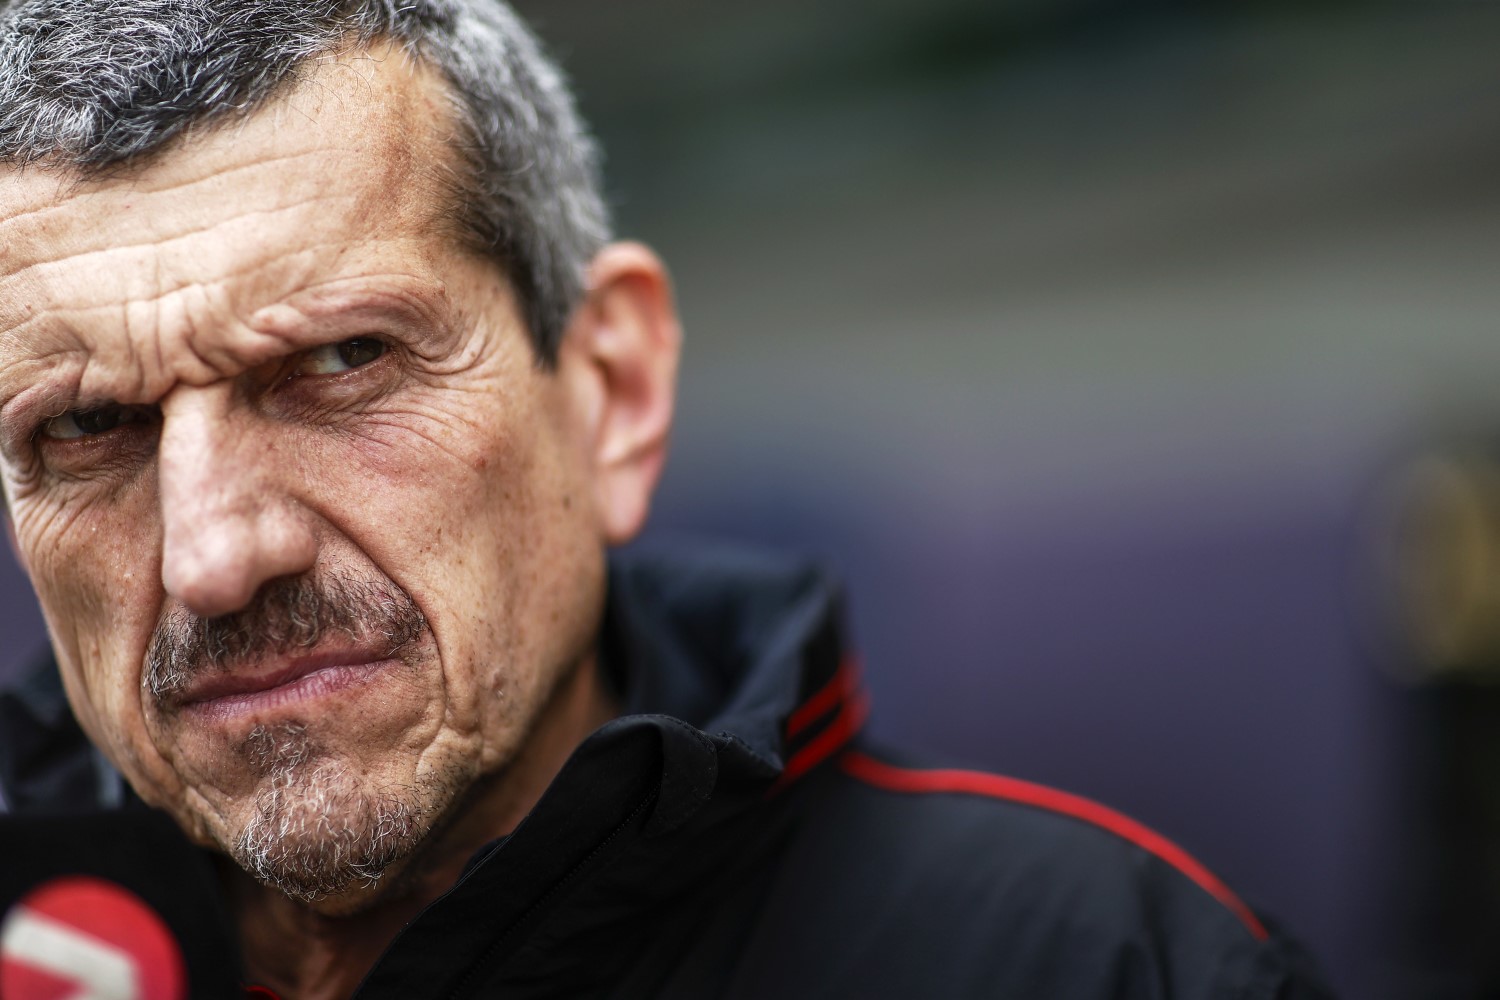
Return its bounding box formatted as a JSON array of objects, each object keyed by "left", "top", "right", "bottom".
[{"left": 0, "top": 543, "right": 1332, "bottom": 998}]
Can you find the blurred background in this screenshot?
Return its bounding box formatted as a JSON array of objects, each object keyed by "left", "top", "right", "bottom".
[{"left": 6, "top": 0, "right": 1500, "bottom": 995}]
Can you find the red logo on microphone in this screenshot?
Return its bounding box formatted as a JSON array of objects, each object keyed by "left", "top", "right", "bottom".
[{"left": 0, "top": 876, "right": 186, "bottom": 1000}]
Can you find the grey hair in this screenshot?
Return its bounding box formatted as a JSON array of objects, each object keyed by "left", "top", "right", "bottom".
[{"left": 0, "top": 0, "right": 610, "bottom": 364}]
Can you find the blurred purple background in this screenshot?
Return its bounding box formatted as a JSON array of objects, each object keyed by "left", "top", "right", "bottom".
[{"left": 8, "top": 2, "right": 1500, "bottom": 996}]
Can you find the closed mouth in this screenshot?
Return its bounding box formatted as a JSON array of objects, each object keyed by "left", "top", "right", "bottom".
[{"left": 176, "top": 650, "right": 397, "bottom": 723}]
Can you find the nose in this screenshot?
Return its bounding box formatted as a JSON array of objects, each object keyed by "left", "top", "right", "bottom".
[{"left": 157, "top": 386, "right": 317, "bottom": 618}]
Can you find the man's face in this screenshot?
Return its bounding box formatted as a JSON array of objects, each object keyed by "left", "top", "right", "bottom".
[{"left": 0, "top": 51, "right": 617, "bottom": 904}]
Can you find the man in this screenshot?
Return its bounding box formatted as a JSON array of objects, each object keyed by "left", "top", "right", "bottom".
[{"left": 0, "top": 2, "right": 1331, "bottom": 997}]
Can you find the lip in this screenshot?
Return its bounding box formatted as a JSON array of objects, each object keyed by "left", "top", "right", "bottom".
[{"left": 176, "top": 650, "right": 396, "bottom": 724}]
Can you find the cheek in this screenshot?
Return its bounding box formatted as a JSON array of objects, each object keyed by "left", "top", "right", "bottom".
[
  {"left": 312, "top": 380, "right": 602, "bottom": 748},
  {"left": 15, "top": 484, "right": 171, "bottom": 786},
  {"left": 338, "top": 416, "right": 539, "bottom": 727}
]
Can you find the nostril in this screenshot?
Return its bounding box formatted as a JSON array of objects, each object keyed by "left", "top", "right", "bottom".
[
  {"left": 160, "top": 498, "right": 319, "bottom": 619},
  {"left": 161, "top": 540, "right": 260, "bottom": 619}
]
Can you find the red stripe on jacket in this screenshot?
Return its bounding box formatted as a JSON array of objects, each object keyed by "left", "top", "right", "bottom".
[{"left": 838, "top": 750, "right": 1269, "bottom": 942}]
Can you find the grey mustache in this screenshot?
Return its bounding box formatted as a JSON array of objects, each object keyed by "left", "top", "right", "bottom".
[{"left": 144, "top": 573, "right": 427, "bottom": 704}]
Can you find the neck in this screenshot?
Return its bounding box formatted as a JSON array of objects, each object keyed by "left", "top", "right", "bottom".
[{"left": 228, "top": 654, "right": 618, "bottom": 1000}]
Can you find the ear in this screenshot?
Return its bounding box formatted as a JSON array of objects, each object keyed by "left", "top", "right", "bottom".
[{"left": 557, "top": 242, "right": 682, "bottom": 545}]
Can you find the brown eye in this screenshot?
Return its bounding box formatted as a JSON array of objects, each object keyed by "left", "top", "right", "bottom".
[
  {"left": 41, "top": 404, "right": 152, "bottom": 441},
  {"left": 297, "top": 338, "right": 387, "bottom": 376}
]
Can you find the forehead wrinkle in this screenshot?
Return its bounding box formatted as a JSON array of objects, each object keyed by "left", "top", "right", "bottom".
[
  {"left": 15, "top": 229, "right": 375, "bottom": 343},
  {"left": 0, "top": 190, "right": 364, "bottom": 287},
  {"left": 0, "top": 167, "right": 364, "bottom": 301},
  {"left": 27, "top": 233, "right": 435, "bottom": 333},
  {"left": 0, "top": 134, "right": 452, "bottom": 326},
  {"left": 104, "top": 278, "right": 215, "bottom": 401},
  {"left": 101, "top": 148, "right": 336, "bottom": 199},
  {"left": 0, "top": 149, "right": 333, "bottom": 243}
]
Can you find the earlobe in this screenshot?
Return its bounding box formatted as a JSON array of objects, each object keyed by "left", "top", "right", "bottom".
[{"left": 560, "top": 242, "right": 682, "bottom": 545}]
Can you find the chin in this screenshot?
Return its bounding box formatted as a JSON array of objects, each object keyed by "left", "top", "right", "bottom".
[{"left": 223, "top": 725, "right": 470, "bottom": 912}]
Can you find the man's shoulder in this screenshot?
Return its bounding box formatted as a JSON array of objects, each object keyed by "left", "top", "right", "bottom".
[{"left": 736, "top": 744, "right": 1334, "bottom": 1000}]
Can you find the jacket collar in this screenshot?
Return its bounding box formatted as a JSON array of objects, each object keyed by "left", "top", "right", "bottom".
[{"left": 606, "top": 541, "right": 864, "bottom": 788}]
